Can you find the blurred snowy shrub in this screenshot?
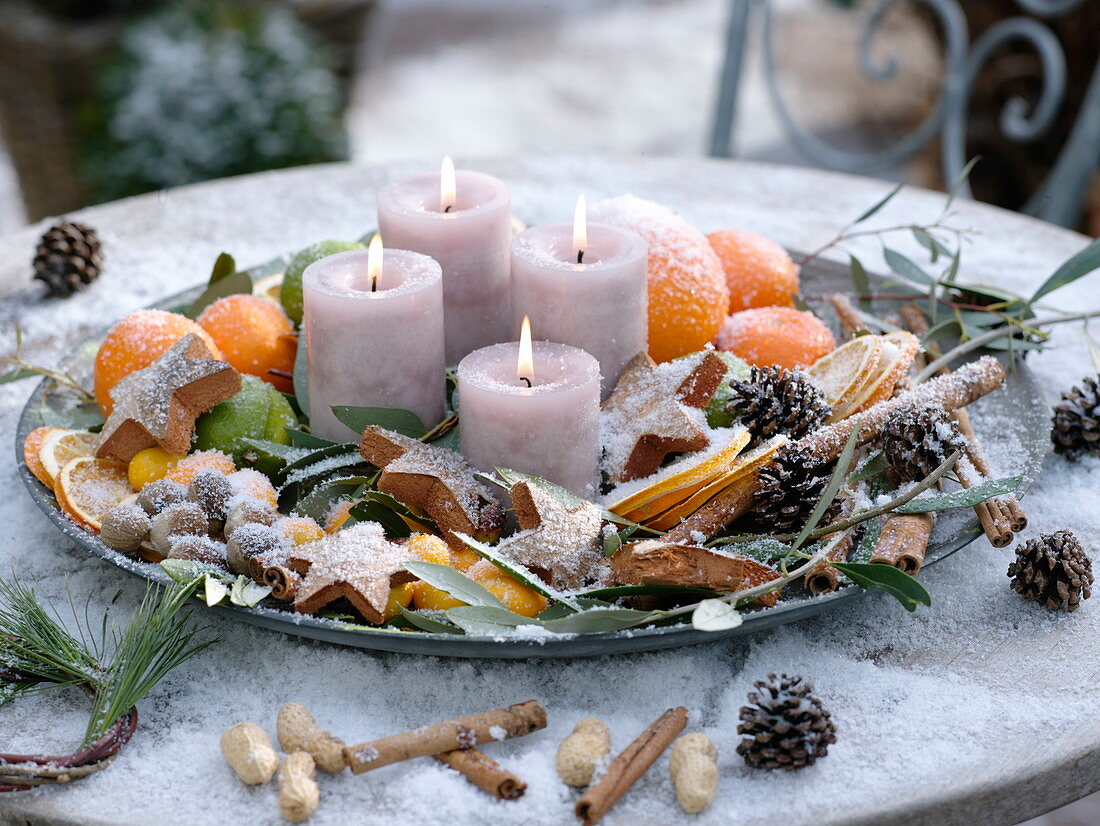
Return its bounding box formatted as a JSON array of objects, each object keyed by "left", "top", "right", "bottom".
[{"left": 81, "top": 1, "right": 347, "bottom": 201}]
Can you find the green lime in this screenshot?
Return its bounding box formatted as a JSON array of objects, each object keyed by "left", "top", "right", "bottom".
[
  {"left": 281, "top": 240, "right": 365, "bottom": 324},
  {"left": 194, "top": 375, "right": 297, "bottom": 468}
]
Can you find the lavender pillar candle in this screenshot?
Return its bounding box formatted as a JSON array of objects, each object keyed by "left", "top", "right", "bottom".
[
  {"left": 377, "top": 158, "right": 512, "bottom": 364},
  {"left": 511, "top": 197, "right": 647, "bottom": 397},
  {"left": 457, "top": 320, "right": 601, "bottom": 497},
  {"left": 303, "top": 239, "right": 445, "bottom": 442}
]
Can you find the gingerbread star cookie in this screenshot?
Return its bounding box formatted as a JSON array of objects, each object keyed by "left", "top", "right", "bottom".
[
  {"left": 494, "top": 480, "right": 604, "bottom": 589},
  {"left": 281, "top": 522, "right": 417, "bottom": 624},
  {"left": 359, "top": 426, "right": 499, "bottom": 547},
  {"left": 600, "top": 351, "right": 727, "bottom": 484},
  {"left": 96, "top": 333, "right": 240, "bottom": 462}
]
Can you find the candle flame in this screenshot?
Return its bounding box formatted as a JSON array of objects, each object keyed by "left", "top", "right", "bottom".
[
  {"left": 441, "top": 155, "right": 457, "bottom": 212},
  {"left": 573, "top": 194, "right": 587, "bottom": 263},
  {"left": 367, "top": 234, "right": 383, "bottom": 291},
  {"left": 517, "top": 316, "right": 534, "bottom": 385}
]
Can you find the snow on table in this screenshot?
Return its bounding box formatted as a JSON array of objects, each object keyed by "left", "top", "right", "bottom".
[{"left": 1, "top": 157, "right": 1098, "bottom": 826}]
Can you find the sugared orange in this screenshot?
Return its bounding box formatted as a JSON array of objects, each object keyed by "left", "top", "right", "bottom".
[
  {"left": 383, "top": 582, "right": 418, "bottom": 622},
  {"left": 324, "top": 500, "right": 354, "bottom": 533},
  {"left": 225, "top": 468, "right": 278, "bottom": 509},
  {"left": 590, "top": 196, "right": 729, "bottom": 363},
  {"left": 467, "top": 560, "right": 548, "bottom": 618},
  {"left": 55, "top": 457, "right": 134, "bottom": 533},
  {"left": 408, "top": 534, "right": 482, "bottom": 611},
  {"left": 94, "top": 309, "right": 221, "bottom": 416},
  {"left": 196, "top": 295, "right": 296, "bottom": 393},
  {"left": 716, "top": 306, "right": 836, "bottom": 370},
  {"left": 23, "top": 426, "right": 63, "bottom": 488},
  {"left": 39, "top": 429, "right": 99, "bottom": 490},
  {"left": 707, "top": 228, "right": 800, "bottom": 312},
  {"left": 165, "top": 451, "right": 236, "bottom": 488},
  {"left": 127, "top": 446, "right": 184, "bottom": 490},
  {"left": 278, "top": 516, "right": 324, "bottom": 546}
]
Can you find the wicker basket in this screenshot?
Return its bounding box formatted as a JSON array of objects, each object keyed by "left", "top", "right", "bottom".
[{"left": 0, "top": 0, "right": 373, "bottom": 222}]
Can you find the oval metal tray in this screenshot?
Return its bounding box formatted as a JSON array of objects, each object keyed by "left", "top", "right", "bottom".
[{"left": 14, "top": 257, "right": 1050, "bottom": 658}]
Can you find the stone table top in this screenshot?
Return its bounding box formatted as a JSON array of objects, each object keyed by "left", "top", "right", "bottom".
[{"left": 1, "top": 156, "right": 1098, "bottom": 826}]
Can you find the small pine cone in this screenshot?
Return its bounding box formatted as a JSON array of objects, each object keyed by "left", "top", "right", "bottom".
[
  {"left": 726, "top": 366, "right": 831, "bottom": 448},
  {"left": 752, "top": 448, "right": 836, "bottom": 532},
  {"left": 33, "top": 221, "right": 103, "bottom": 298},
  {"left": 1008, "top": 530, "right": 1093, "bottom": 612},
  {"left": 737, "top": 673, "right": 836, "bottom": 770},
  {"left": 879, "top": 401, "right": 967, "bottom": 482},
  {"left": 1051, "top": 376, "right": 1100, "bottom": 462}
]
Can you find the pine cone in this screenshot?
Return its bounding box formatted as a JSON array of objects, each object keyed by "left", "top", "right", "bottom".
[
  {"left": 33, "top": 221, "right": 102, "bottom": 298},
  {"left": 726, "top": 366, "right": 831, "bottom": 448},
  {"left": 1008, "top": 530, "right": 1093, "bottom": 612},
  {"left": 1051, "top": 376, "right": 1100, "bottom": 461},
  {"left": 737, "top": 673, "right": 836, "bottom": 770},
  {"left": 752, "top": 448, "right": 836, "bottom": 532},
  {"left": 879, "top": 401, "right": 967, "bottom": 482}
]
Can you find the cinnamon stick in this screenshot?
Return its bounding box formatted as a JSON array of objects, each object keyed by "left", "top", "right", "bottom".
[
  {"left": 804, "top": 497, "right": 856, "bottom": 595},
  {"left": 900, "top": 302, "right": 1027, "bottom": 537},
  {"left": 870, "top": 513, "right": 934, "bottom": 574},
  {"left": 670, "top": 358, "right": 1006, "bottom": 541},
  {"left": 343, "top": 701, "right": 547, "bottom": 774},
  {"left": 956, "top": 456, "right": 1013, "bottom": 548},
  {"left": 575, "top": 707, "right": 687, "bottom": 825},
  {"left": 828, "top": 293, "right": 870, "bottom": 339},
  {"left": 434, "top": 748, "right": 526, "bottom": 800}
]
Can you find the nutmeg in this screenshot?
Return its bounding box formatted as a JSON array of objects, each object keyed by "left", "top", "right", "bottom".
[
  {"left": 188, "top": 470, "right": 234, "bottom": 521},
  {"left": 168, "top": 535, "right": 227, "bottom": 567},
  {"left": 227, "top": 522, "right": 284, "bottom": 575},
  {"left": 224, "top": 499, "right": 278, "bottom": 541},
  {"left": 100, "top": 503, "right": 152, "bottom": 553},
  {"left": 150, "top": 501, "right": 209, "bottom": 555},
  {"left": 136, "top": 479, "right": 188, "bottom": 516}
]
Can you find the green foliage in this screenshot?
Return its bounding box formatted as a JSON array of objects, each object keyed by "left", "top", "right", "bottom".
[
  {"left": 832, "top": 562, "right": 931, "bottom": 612},
  {"left": 80, "top": 1, "right": 348, "bottom": 203}
]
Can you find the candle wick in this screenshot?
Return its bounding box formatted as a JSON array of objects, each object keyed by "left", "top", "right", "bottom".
[
  {"left": 371, "top": 276, "right": 378, "bottom": 293},
  {"left": 520, "top": 376, "right": 532, "bottom": 388},
  {"left": 576, "top": 248, "right": 584, "bottom": 264},
  {"left": 444, "top": 204, "right": 453, "bottom": 213}
]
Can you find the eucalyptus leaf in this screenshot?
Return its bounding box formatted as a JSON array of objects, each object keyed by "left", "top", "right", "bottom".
[
  {"left": 281, "top": 452, "right": 365, "bottom": 487},
  {"left": 848, "top": 451, "right": 886, "bottom": 484},
  {"left": 287, "top": 428, "right": 338, "bottom": 449},
  {"left": 853, "top": 180, "right": 905, "bottom": 224},
  {"left": 894, "top": 476, "right": 1022, "bottom": 514},
  {"left": 792, "top": 425, "right": 859, "bottom": 551},
  {"left": 397, "top": 606, "right": 461, "bottom": 634},
  {"left": 444, "top": 605, "right": 535, "bottom": 636},
  {"left": 577, "top": 584, "right": 718, "bottom": 601},
  {"left": 292, "top": 331, "right": 310, "bottom": 418},
  {"left": 541, "top": 607, "right": 663, "bottom": 634},
  {"left": 1030, "top": 237, "right": 1100, "bottom": 304},
  {"left": 187, "top": 253, "right": 252, "bottom": 318},
  {"left": 241, "top": 438, "right": 304, "bottom": 462},
  {"left": 884, "top": 248, "right": 934, "bottom": 286},
  {"left": 944, "top": 156, "right": 980, "bottom": 211},
  {"left": 691, "top": 599, "right": 742, "bottom": 632},
  {"left": 912, "top": 228, "right": 948, "bottom": 263},
  {"left": 295, "top": 484, "right": 356, "bottom": 524},
  {"left": 832, "top": 562, "right": 931, "bottom": 612},
  {"left": 0, "top": 367, "right": 36, "bottom": 385},
  {"left": 332, "top": 405, "right": 427, "bottom": 439},
  {"left": 849, "top": 256, "right": 870, "bottom": 311},
  {"left": 348, "top": 498, "right": 412, "bottom": 538},
  {"left": 160, "top": 559, "right": 225, "bottom": 586},
  {"left": 404, "top": 561, "right": 508, "bottom": 609}
]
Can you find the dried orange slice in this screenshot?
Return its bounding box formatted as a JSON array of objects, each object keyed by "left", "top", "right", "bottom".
[
  {"left": 806, "top": 336, "right": 882, "bottom": 423},
  {"left": 55, "top": 457, "right": 134, "bottom": 533},
  {"left": 647, "top": 435, "right": 787, "bottom": 531},
  {"left": 39, "top": 429, "right": 99, "bottom": 490},
  {"left": 845, "top": 331, "right": 921, "bottom": 416},
  {"left": 252, "top": 272, "right": 285, "bottom": 303},
  {"left": 23, "top": 426, "right": 64, "bottom": 488},
  {"left": 608, "top": 427, "right": 751, "bottom": 521}
]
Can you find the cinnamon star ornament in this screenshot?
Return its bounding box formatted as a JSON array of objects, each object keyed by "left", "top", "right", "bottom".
[
  {"left": 494, "top": 480, "right": 604, "bottom": 588},
  {"left": 96, "top": 334, "right": 241, "bottom": 462},
  {"left": 287, "top": 522, "right": 418, "bottom": 624},
  {"left": 600, "top": 351, "right": 727, "bottom": 483}
]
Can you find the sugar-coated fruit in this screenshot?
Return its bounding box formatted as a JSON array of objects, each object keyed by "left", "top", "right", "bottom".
[
  {"left": 196, "top": 294, "right": 297, "bottom": 393},
  {"left": 94, "top": 309, "right": 221, "bottom": 416},
  {"left": 281, "top": 240, "right": 365, "bottom": 324},
  {"left": 165, "top": 451, "right": 236, "bottom": 488},
  {"left": 716, "top": 306, "right": 836, "bottom": 370},
  {"left": 128, "top": 446, "right": 184, "bottom": 490},
  {"left": 467, "top": 560, "right": 548, "bottom": 618},
  {"left": 589, "top": 195, "right": 729, "bottom": 363},
  {"left": 193, "top": 375, "right": 296, "bottom": 466},
  {"left": 708, "top": 227, "right": 800, "bottom": 312}
]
